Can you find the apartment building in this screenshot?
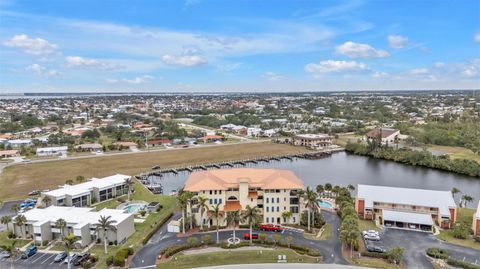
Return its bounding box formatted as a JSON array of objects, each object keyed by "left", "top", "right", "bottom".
[
  {"left": 355, "top": 184, "right": 457, "bottom": 231},
  {"left": 9, "top": 206, "right": 134, "bottom": 246},
  {"left": 365, "top": 128, "right": 400, "bottom": 145},
  {"left": 36, "top": 146, "right": 68, "bottom": 157},
  {"left": 184, "top": 168, "right": 305, "bottom": 226},
  {"left": 473, "top": 201, "right": 480, "bottom": 236},
  {"left": 292, "top": 134, "right": 332, "bottom": 149},
  {"left": 42, "top": 174, "right": 130, "bottom": 207}
]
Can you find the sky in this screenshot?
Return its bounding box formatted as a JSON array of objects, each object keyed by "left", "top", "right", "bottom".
[{"left": 0, "top": 0, "right": 479, "bottom": 93}]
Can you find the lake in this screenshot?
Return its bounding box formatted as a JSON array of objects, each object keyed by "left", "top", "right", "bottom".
[{"left": 153, "top": 152, "right": 480, "bottom": 207}]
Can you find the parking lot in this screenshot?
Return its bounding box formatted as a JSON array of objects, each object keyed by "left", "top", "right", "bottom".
[{"left": 0, "top": 251, "right": 76, "bottom": 269}]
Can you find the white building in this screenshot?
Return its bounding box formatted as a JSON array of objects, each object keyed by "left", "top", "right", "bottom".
[
  {"left": 36, "top": 146, "right": 68, "bottom": 157},
  {"left": 42, "top": 174, "right": 131, "bottom": 207},
  {"left": 6, "top": 139, "right": 33, "bottom": 148},
  {"left": 10, "top": 206, "right": 134, "bottom": 246}
]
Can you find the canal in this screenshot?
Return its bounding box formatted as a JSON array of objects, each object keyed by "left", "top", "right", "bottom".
[{"left": 154, "top": 152, "right": 480, "bottom": 207}]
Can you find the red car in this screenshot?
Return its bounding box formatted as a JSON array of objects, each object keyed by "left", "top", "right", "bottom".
[
  {"left": 260, "top": 224, "right": 282, "bottom": 232},
  {"left": 243, "top": 233, "right": 259, "bottom": 240}
]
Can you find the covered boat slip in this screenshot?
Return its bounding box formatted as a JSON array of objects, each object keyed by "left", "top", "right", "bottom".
[{"left": 381, "top": 210, "right": 434, "bottom": 232}]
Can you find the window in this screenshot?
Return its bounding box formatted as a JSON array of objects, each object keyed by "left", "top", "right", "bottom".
[
  {"left": 251, "top": 198, "right": 253, "bottom": 202},
  {"left": 293, "top": 217, "right": 296, "bottom": 223},
  {"left": 266, "top": 217, "right": 269, "bottom": 223},
  {"left": 219, "top": 190, "right": 222, "bottom": 194},
  {"left": 214, "top": 190, "right": 217, "bottom": 195},
  {"left": 209, "top": 190, "right": 212, "bottom": 195},
  {"left": 219, "top": 199, "right": 222, "bottom": 204},
  {"left": 284, "top": 207, "right": 286, "bottom": 210},
  {"left": 284, "top": 197, "right": 286, "bottom": 202},
  {"left": 214, "top": 199, "right": 218, "bottom": 204},
  {"left": 209, "top": 199, "right": 212, "bottom": 205},
  {"left": 266, "top": 207, "right": 269, "bottom": 212},
  {"left": 276, "top": 198, "right": 279, "bottom": 203},
  {"left": 271, "top": 206, "right": 274, "bottom": 212},
  {"left": 277, "top": 206, "right": 279, "bottom": 212},
  {"left": 266, "top": 198, "right": 269, "bottom": 203}
]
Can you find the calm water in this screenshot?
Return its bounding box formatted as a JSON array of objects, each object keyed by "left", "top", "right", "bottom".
[{"left": 154, "top": 152, "right": 480, "bottom": 207}]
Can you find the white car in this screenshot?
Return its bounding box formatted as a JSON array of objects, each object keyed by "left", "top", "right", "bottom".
[
  {"left": 63, "top": 253, "right": 77, "bottom": 264},
  {"left": 364, "top": 234, "right": 380, "bottom": 241},
  {"left": 362, "top": 230, "right": 379, "bottom": 236}
]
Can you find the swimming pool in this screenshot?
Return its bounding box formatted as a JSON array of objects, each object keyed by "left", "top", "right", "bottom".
[
  {"left": 122, "top": 203, "right": 146, "bottom": 214},
  {"left": 318, "top": 200, "right": 333, "bottom": 209}
]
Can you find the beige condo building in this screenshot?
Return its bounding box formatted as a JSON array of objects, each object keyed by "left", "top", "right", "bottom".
[{"left": 184, "top": 168, "right": 305, "bottom": 227}]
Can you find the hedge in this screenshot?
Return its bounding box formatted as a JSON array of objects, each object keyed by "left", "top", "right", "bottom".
[
  {"left": 361, "top": 251, "right": 388, "bottom": 259},
  {"left": 446, "top": 258, "right": 480, "bottom": 269},
  {"left": 112, "top": 247, "right": 134, "bottom": 267},
  {"left": 426, "top": 248, "right": 449, "bottom": 260},
  {"left": 142, "top": 212, "right": 174, "bottom": 245}
]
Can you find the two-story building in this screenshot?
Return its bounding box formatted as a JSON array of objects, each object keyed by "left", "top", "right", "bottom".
[
  {"left": 355, "top": 184, "right": 457, "bottom": 231},
  {"left": 184, "top": 168, "right": 305, "bottom": 227},
  {"left": 473, "top": 201, "right": 480, "bottom": 236},
  {"left": 365, "top": 128, "right": 400, "bottom": 145},
  {"left": 41, "top": 174, "right": 130, "bottom": 207},
  {"left": 292, "top": 134, "right": 332, "bottom": 149}
]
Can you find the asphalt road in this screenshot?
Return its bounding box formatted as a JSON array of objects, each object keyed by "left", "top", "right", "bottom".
[
  {"left": 0, "top": 251, "right": 72, "bottom": 269},
  {"left": 0, "top": 199, "right": 23, "bottom": 232}
]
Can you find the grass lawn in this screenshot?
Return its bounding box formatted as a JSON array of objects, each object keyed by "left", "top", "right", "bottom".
[
  {"left": 0, "top": 231, "right": 32, "bottom": 249},
  {"left": 157, "top": 249, "right": 319, "bottom": 269},
  {"left": 333, "top": 134, "right": 363, "bottom": 147},
  {"left": 0, "top": 142, "right": 308, "bottom": 200},
  {"left": 319, "top": 223, "right": 333, "bottom": 240},
  {"left": 348, "top": 257, "right": 402, "bottom": 269},
  {"left": 358, "top": 219, "right": 379, "bottom": 232},
  {"left": 428, "top": 145, "right": 480, "bottom": 164},
  {"left": 437, "top": 208, "right": 480, "bottom": 250}
]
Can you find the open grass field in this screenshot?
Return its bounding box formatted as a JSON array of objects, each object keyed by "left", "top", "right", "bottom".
[
  {"left": 428, "top": 145, "right": 480, "bottom": 164},
  {"left": 0, "top": 142, "right": 308, "bottom": 200},
  {"left": 333, "top": 134, "right": 363, "bottom": 147},
  {"left": 437, "top": 208, "right": 480, "bottom": 250},
  {"left": 157, "top": 249, "right": 319, "bottom": 269}
]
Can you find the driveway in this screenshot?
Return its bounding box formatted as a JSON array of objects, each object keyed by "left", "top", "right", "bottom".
[
  {"left": 380, "top": 228, "right": 480, "bottom": 268},
  {"left": 0, "top": 251, "right": 72, "bottom": 269},
  {"left": 130, "top": 210, "right": 347, "bottom": 269}
]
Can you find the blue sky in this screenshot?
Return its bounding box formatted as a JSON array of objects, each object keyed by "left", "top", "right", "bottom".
[{"left": 0, "top": 0, "right": 479, "bottom": 92}]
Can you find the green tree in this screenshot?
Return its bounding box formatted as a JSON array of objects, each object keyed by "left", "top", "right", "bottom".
[
  {"left": 226, "top": 210, "right": 241, "bottom": 244},
  {"left": 10, "top": 204, "right": 20, "bottom": 214},
  {"left": 95, "top": 215, "right": 117, "bottom": 254},
  {"left": 197, "top": 196, "right": 209, "bottom": 231},
  {"left": 15, "top": 215, "right": 27, "bottom": 238},
  {"left": 55, "top": 218, "right": 67, "bottom": 237},
  {"left": 241, "top": 205, "right": 260, "bottom": 245},
  {"left": 281, "top": 211, "right": 293, "bottom": 224},
  {"left": 451, "top": 187, "right": 461, "bottom": 201},
  {"left": 62, "top": 233, "right": 77, "bottom": 269},
  {"left": 461, "top": 194, "right": 473, "bottom": 208},
  {"left": 43, "top": 195, "right": 52, "bottom": 207},
  {"left": 76, "top": 175, "right": 86, "bottom": 183},
  {"left": 65, "top": 179, "right": 74, "bottom": 185},
  {"left": 339, "top": 215, "right": 359, "bottom": 258},
  {"left": 5, "top": 240, "right": 20, "bottom": 269},
  {"left": 1, "top": 215, "right": 12, "bottom": 231},
  {"left": 316, "top": 184, "right": 324, "bottom": 196},
  {"left": 386, "top": 247, "right": 405, "bottom": 264},
  {"left": 124, "top": 177, "right": 134, "bottom": 201},
  {"left": 211, "top": 204, "right": 223, "bottom": 244}
]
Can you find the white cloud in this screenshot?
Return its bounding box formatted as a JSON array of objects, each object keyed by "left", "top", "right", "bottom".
[
  {"left": 474, "top": 32, "right": 480, "bottom": 44},
  {"left": 409, "top": 68, "right": 429, "bottom": 75},
  {"left": 262, "top": 72, "right": 285, "bottom": 81},
  {"left": 461, "top": 59, "right": 480, "bottom": 78},
  {"left": 305, "top": 60, "right": 368, "bottom": 74},
  {"left": 335, "top": 41, "right": 389, "bottom": 58},
  {"left": 216, "top": 62, "right": 242, "bottom": 72},
  {"left": 105, "top": 75, "right": 155, "bottom": 84},
  {"left": 433, "top": 62, "right": 446, "bottom": 68},
  {"left": 372, "top": 71, "right": 389, "bottom": 78},
  {"left": 388, "top": 35, "right": 408, "bottom": 49},
  {"left": 3, "top": 34, "right": 58, "bottom": 56},
  {"left": 65, "top": 56, "right": 119, "bottom": 69},
  {"left": 162, "top": 54, "right": 207, "bottom": 67},
  {"left": 25, "top": 64, "right": 60, "bottom": 77}
]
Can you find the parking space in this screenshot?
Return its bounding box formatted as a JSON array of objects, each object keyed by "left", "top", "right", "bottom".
[{"left": 0, "top": 251, "right": 74, "bottom": 269}]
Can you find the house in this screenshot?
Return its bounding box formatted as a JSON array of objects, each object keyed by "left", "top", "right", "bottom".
[
  {"left": 74, "top": 143, "right": 103, "bottom": 152},
  {"left": 41, "top": 174, "right": 131, "bottom": 207},
  {"left": 184, "top": 168, "right": 305, "bottom": 226},
  {"left": 0, "top": 150, "right": 20, "bottom": 158},
  {"left": 365, "top": 128, "right": 400, "bottom": 145},
  {"left": 473, "top": 201, "right": 480, "bottom": 236},
  {"left": 201, "top": 135, "right": 224, "bottom": 143},
  {"left": 36, "top": 146, "right": 68, "bottom": 157},
  {"left": 6, "top": 139, "right": 33, "bottom": 148},
  {"left": 292, "top": 134, "right": 332, "bottom": 149},
  {"left": 247, "top": 127, "right": 262, "bottom": 137},
  {"left": 146, "top": 139, "right": 172, "bottom": 147},
  {"left": 9, "top": 206, "right": 134, "bottom": 247},
  {"left": 355, "top": 184, "right": 457, "bottom": 231},
  {"left": 113, "top": 141, "right": 138, "bottom": 150}
]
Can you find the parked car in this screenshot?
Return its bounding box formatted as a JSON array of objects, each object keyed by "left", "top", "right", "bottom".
[
  {"left": 243, "top": 233, "right": 259, "bottom": 240},
  {"left": 260, "top": 224, "right": 282, "bottom": 232},
  {"left": 367, "top": 245, "right": 386, "bottom": 253},
  {"left": 64, "top": 253, "right": 78, "bottom": 264},
  {"left": 54, "top": 252, "right": 68, "bottom": 262},
  {"left": 0, "top": 251, "right": 11, "bottom": 259},
  {"left": 363, "top": 234, "right": 380, "bottom": 241},
  {"left": 73, "top": 252, "right": 90, "bottom": 266},
  {"left": 408, "top": 224, "right": 416, "bottom": 229},
  {"left": 362, "top": 230, "right": 379, "bottom": 236},
  {"left": 21, "top": 245, "right": 37, "bottom": 259}
]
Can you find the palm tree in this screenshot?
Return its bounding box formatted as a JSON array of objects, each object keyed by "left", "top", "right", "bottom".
[
  {"left": 15, "top": 214, "right": 27, "bottom": 238},
  {"left": 10, "top": 204, "right": 20, "bottom": 214},
  {"left": 124, "top": 177, "right": 134, "bottom": 201},
  {"left": 95, "top": 215, "right": 117, "bottom": 254},
  {"left": 462, "top": 195, "right": 473, "bottom": 208},
  {"left": 197, "top": 196, "right": 208, "bottom": 231},
  {"left": 55, "top": 218, "right": 67, "bottom": 237},
  {"left": 316, "top": 184, "right": 324, "bottom": 196},
  {"left": 226, "top": 210, "right": 241, "bottom": 244},
  {"left": 241, "top": 205, "right": 260, "bottom": 245},
  {"left": 65, "top": 179, "right": 74, "bottom": 185},
  {"left": 211, "top": 204, "right": 223, "bottom": 243},
  {"left": 62, "top": 233, "right": 77, "bottom": 269},
  {"left": 324, "top": 183, "right": 332, "bottom": 197},
  {"left": 1, "top": 215, "right": 12, "bottom": 231},
  {"left": 451, "top": 187, "right": 461, "bottom": 201},
  {"left": 43, "top": 195, "right": 52, "bottom": 207},
  {"left": 76, "top": 175, "right": 86, "bottom": 183},
  {"left": 186, "top": 193, "right": 195, "bottom": 230},
  {"left": 5, "top": 240, "right": 20, "bottom": 269},
  {"left": 304, "top": 187, "right": 318, "bottom": 232},
  {"left": 178, "top": 192, "right": 189, "bottom": 233},
  {"left": 282, "top": 211, "right": 293, "bottom": 224},
  {"left": 347, "top": 184, "right": 355, "bottom": 194}
]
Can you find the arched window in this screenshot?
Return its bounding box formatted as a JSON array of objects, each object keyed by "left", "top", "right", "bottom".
[{"left": 228, "top": 196, "right": 237, "bottom": 200}]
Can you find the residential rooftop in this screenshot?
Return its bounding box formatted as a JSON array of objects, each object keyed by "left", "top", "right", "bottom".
[{"left": 43, "top": 174, "right": 130, "bottom": 198}]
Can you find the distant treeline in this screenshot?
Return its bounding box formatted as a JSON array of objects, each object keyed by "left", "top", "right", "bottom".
[{"left": 345, "top": 141, "right": 480, "bottom": 178}]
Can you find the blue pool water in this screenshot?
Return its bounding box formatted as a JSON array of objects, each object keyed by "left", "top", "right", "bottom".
[
  {"left": 123, "top": 203, "right": 146, "bottom": 213},
  {"left": 318, "top": 200, "right": 333, "bottom": 209}
]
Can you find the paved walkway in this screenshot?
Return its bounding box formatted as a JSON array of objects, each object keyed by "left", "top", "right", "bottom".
[
  {"left": 181, "top": 246, "right": 272, "bottom": 255},
  {"left": 196, "top": 264, "right": 370, "bottom": 269}
]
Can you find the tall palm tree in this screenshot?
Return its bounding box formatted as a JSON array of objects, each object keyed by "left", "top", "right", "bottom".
[
  {"left": 62, "top": 233, "right": 77, "bottom": 269},
  {"left": 1, "top": 215, "right": 12, "bottom": 231},
  {"left": 241, "top": 205, "right": 260, "bottom": 245},
  {"left": 10, "top": 204, "right": 20, "bottom": 214},
  {"left": 304, "top": 187, "right": 318, "bottom": 232},
  {"left": 324, "top": 183, "right": 332, "bottom": 197},
  {"left": 211, "top": 204, "right": 223, "bottom": 244},
  {"left": 15, "top": 215, "right": 27, "bottom": 238},
  {"left": 5, "top": 240, "right": 20, "bottom": 269},
  {"left": 226, "top": 210, "right": 241, "bottom": 244},
  {"left": 124, "top": 177, "right": 134, "bottom": 201},
  {"left": 76, "top": 175, "right": 86, "bottom": 183},
  {"left": 186, "top": 193, "right": 195, "bottom": 230},
  {"left": 316, "top": 185, "right": 324, "bottom": 196},
  {"left": 55, "top": 218, "right": 67, "bottom": 237},
  {"left": 197, "top": 196, "right": 208, "bottom": 231},
  {"left": 462, "top": 195, "right": 473, "bottom": 208},
  {"left": 451, "top": 187, "right": 461, "bottom": 201},
  {"left": 178, "top": 192, "right": 189, "bottom": 233},
  {"left": 281, "top": 211, "right": 293, "bottom": 224},
  {"left": 95, "top": 215, "right": 117, "bottom": 254},
  {"left": 347, "top": 184, "right": 355, "bottom": 194},
  {"left": 43, "top": 196, "right": 52, "bottom": 207}
]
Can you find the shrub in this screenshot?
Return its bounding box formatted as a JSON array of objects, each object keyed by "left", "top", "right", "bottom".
[
  {"left": 361, "top": 251, "right": 388, "bottom": 259},
  {"left": 116, "top": 197, "right": 126, "bottom": 203},
  {"left": 426, "top": 248, "right": 449, "bottom": 259},
  {"left": 300, "top": 211, "right": 325, "bottom": 228},
  {"left": 201, "top": 234, "right": 213, "bottom": 245},
  {"left": 161, "top": 245, "right": 193, "bottom": 258},
  {"left": 474, "top": 236, "right": 480, "bottom": 243},
  {"left": 89, "top": 255, "right": 98, "bottom": 263},
  {"left": 42, "top": 240, "right": 49, "bottom": 246},
  {"left": 452, "top": 223, "right": 470, "bottom": 239},
  {"left": 385, "top": 247, "right": 405, "bottom": 264},
  {"left": 447, "top": 258, "right": 480, "bottom": 269},
  {"left": 139, "top": 210, "right": 146, "bottom": 217},
  {"left": 112, "top": 255, "right": 125, "bottom": 267},
  {"left": 7, "top": 230, "right": 15, "bottom": 239},
  {"left": 105, "top": 256, "right": 113, "bottom": 266}
]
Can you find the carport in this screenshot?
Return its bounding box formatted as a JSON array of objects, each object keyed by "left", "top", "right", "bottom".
[{"left": 382, "top": 210, "right": 433, "bottom": 232}]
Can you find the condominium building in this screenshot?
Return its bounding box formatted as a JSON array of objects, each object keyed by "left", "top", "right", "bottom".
[
  {"left": 473, "top": 201, "right": 480, "bottom": 236},
  {"left": 292, "top": 134, "right": 332, "bottom": 149},
  {"left": 355, "top": 184, "right": 457, "bottom": 231},
  {"left": 9, "top": 206, "right": 134, "bottom": 246},
  {"left": 42, "top": 174, "right": 131, "bottom": 207},
  {"left": 184, "top": 168, "right": 305, "bottom": 226},
  {"left": 36, "top": 146, "right": 68, "bottom": 157}
]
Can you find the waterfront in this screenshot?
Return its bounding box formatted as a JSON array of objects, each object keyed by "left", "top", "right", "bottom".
[{"left": 156, "top": 152, "right": 480, "bottom": 207}]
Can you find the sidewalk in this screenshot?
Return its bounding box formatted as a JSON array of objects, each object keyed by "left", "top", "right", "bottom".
[{"left": 181, "top": 246, "right": 273, "bottom": 255}]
